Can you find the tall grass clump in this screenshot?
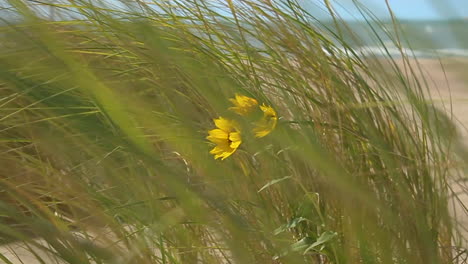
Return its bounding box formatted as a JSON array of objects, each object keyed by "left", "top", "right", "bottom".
[{"left": 0, "top": 0, "right": 465, "bottom": 263}]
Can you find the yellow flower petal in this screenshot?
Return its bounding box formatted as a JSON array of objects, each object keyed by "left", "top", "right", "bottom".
[
  {"left": 229, "top": 131, "right": 241, "bottom": 142},
  {"left": 236, "top": 94, "right": 258, "bottom": 105},
  {"left": 207, "top": 129, "right": 228, "bottom": 140},
  {"left": 212, "top": 144, "right": 234, "bottom": 159},
  {"left": 214, "top": 117, "right": 234, "bottom": 131},
  {"left": 228, "top": 132, "right": 241, "bottom": 148},
  {"left": 229, "top": 94, "right": 258, "bottom": 116},
  {"left": 230, "top": 140, "right": 241, "bottom": 149},
  {"left": 253, "top": 128, "right": 270, "bottom": 138},
  {"left": 253, "top": 104, "right": 277, "bottom": 138},
  {"left": 207, "top": 117, "right": 242, "bottom": 160},
  {"left": 259, "top": 104, "right": 277, "bottom": 118},
  {"left": 218, "top": 148, "right": 236, "bottom": 160},
  {"left": 207, "top": 136, "right": 226, "bottom": 145},
  {"left": 210, "top": 144, "right": 229, "bottom": 155}
]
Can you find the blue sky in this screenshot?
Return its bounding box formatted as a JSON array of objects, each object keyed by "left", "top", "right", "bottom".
[
  {"left": 1, "top": 0, "right": 466, "bottom": 21},
  {"left": 333, "top": 0, "right": 468, "bottom": 20}
]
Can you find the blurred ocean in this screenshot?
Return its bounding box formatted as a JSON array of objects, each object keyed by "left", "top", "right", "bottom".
[
  {"left": 351, "top": 46, "right": 468, "bottom": 58},
  {"left": 329, "top": 19, "right": 468, "bottom": 58}
]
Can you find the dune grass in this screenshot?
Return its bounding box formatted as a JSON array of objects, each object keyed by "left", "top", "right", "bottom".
[{"left": 0, "top": 0, "right": 466, "bottom": 263}]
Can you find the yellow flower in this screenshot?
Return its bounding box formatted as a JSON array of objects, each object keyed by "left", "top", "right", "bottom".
[
  {"left": 229, "top": 94, "right": 258, "bottom": 116},
  {"left": 253, "top": 104, "right": 277, "bottom": 138},
  {"left": 207, "top": 117, "right": 242, "bottom": 160}
]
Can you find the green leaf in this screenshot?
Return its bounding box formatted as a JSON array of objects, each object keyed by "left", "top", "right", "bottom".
[
  {"left": 257, "top": 176, "right": 292, "bottom": 193},
  {"left": 290, "top": 237, "right": 315, "bottom": 252},
  {"left": 273, "top": 217, "right": 308, "bottom": 235},
  {"left": 274, "top": 231, "right": 337, "bottom": 259},
  {"left": 303, "top": 231, "right": 338, "bottom": 254},
  {"left": 273, "top": 237, "right": 314, "bottom": 260}
]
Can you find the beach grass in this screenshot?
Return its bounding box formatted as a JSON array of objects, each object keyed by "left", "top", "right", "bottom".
[{"left": 0, "top": 0, "right": 466, "bottom": 263}]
